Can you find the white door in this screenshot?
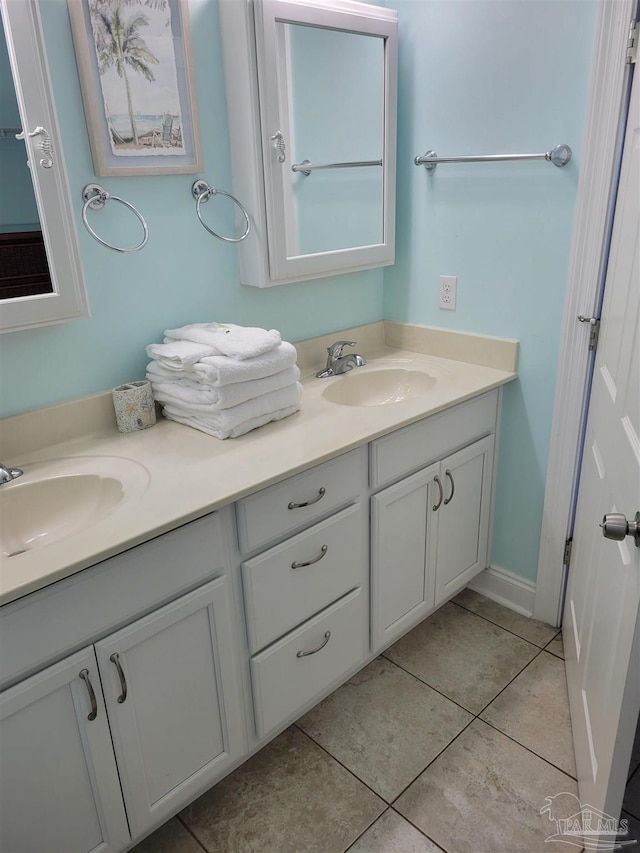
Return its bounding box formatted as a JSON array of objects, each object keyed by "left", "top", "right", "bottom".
[
  {"left": 95, "top": 576, "right": 246, "bottom": 842},
  {"left": 434, "top": 435, "right": 495, "bottom": 606},
  {"left": 564, "top": 67, "right": 640, "bottom": 834},
  {"left": 370, "top": 462, "right": 439, "bottom": 651},
  {"left": 0, "top": 647, "right": 130, "bottom": 853}
]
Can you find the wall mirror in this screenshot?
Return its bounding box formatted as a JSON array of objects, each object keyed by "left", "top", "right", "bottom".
[
  {"left": 219, "top": 0, "right": 397, "bottom": 287},
  {"left": 0, "top": 0, "right": 88, "bottom": 333}
]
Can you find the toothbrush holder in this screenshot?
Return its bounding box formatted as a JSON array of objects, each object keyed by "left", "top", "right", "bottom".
[{"left": 112, "top": 380, "right": 156, "bottom": 433}]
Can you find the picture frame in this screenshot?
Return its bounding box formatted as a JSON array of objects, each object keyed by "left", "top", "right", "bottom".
[{"left": 67, "top": 0, "right": 203, "bottom": 176}]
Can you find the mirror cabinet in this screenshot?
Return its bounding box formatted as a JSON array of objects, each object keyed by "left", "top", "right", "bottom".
[
  {"left": 219, "top": 0, "right": 397, "bottom": 287},
  {"left": 0, "top": 0, "right": 87, "bottom": 334}
]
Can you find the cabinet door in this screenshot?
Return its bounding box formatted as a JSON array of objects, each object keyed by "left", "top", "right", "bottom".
[
  {"left": 95, "top": 576, "right": 246, "bottom": 841},
  {"left": 0, "top": 648, "right": 129, "bottom": 853},
  {"left": 434, "top": 435, "right": 495, "bottom": 606},
  {"left": 371, "top": 463, "right": 439, "bottom": 651}
]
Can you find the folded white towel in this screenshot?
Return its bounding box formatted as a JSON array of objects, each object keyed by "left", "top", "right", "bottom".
[
  {"left": 163, "top": 382, "right": 302, "bottom": 436},
  {"left": 146, "top": 340, "right": 215, "bottom": 370},
  {"left": 147, "top": 341, "right": 298, "bottom": 387},
  {"left": 146, "top": 361, "right": 211, "bottom": 389},
  {"left": 146, "top": 367, "right": 220, "bottom": 401},
  {"left": 164, "top": 323, "right": 282, "bottom": 361},
  {"left": 164, "top": 403, "right": 301, "bottom": 440},
  {"left": 149, "top": 366, "right": 301, "bottom": 412},
  {"left": 162, "top": 382, "right": 303, "bottom": 439}
]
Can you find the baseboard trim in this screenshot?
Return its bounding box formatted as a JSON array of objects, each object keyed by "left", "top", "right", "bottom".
[{"left": 468, "top": 565, "right": 537, "bottom": 618}]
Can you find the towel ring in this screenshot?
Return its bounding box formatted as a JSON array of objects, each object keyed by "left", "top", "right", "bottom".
[
  {"left": 191, "top": 180, "right": 251, "bottom": 243},
  {"left": 81, "top": 184, "right": 149, "bottom": 253}
]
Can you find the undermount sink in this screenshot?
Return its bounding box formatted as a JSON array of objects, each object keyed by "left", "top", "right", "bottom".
[
  {"left": 322, "top": 367, "right": 437, "bottom": 407},
  {"left": 0, "top": 456, "right": 149, "bottom": 559}
]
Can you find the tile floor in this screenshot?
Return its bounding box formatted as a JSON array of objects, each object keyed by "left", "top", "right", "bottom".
[
  {"left": 623, "top": 723, "right": 640, "bottom": 850},
  {"left": 130, "top": 590, "right": 633, "bottom": 853}
]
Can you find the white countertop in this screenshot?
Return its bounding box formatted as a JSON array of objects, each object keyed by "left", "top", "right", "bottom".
[{"left": 0, "top": 342, "right": 516, "bottom": 606}]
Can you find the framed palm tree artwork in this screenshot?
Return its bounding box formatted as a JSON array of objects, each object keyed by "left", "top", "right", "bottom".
[{"left": 68, "top": 0, "right": 203, "bottom": 175}]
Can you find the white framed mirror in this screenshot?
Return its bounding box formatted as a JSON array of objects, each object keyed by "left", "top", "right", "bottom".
[
  {"left": 219, "top": 0, "right": 397, "bottom": 287},
  {"left": 0, "top": 0, "right": 88, "bottom": 334}
]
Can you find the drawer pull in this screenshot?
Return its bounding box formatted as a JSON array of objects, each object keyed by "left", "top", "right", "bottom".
[
  {"left": 79, "top": 669, "right": 98, "bottom": 721},
  {"left": 291, "top": 544, "right": 328, "bottom": 570},
  {"left": 110, "top": 653, "right": 128, "bottom": 704},
  {"left": 288, "top": 487, "right": 326, "bottom": 510},
  {"left": 433, "top": 475, "right": 444, "bottom": 511},
  {"left": 296, "top": 630, "right": 331, "bottom": 658},
  {"left": 444, "top": 469, "right": 455, "bottom": 505}
]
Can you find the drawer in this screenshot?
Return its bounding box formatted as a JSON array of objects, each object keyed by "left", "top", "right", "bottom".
[
  {"left": 242, "top": 504, "right": 365, "bottom": 653},
  {"left": 370, "top": 390, "right": 498, "bottom": 489},
  {"left": 250, "top": 588, "right": 366, "bottom": 737},
  {"left": 0, "top": 513, "right": 228, "bottom": 689},
  {"left": 236, "top": 448, "right": 364, "bottom": 553}
]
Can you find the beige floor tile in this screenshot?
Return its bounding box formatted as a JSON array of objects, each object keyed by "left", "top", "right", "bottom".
[
  {"left": 453, "top": 588, "right": 558, "bottom": 647},
  {"left": 624, "top": 767, "right": 640, "bottom": 820},
  {"left": 480, "top": 651, "right": 576, "bottom": 777},
  {"left": 129, "top": 819, "right": 203, "bottom": 853},
  {"left": 395, "top": 719, "right": 578, "bottom": 853},
  {"left": 348, "top": 809, "right": 444, "bottom": 852},
  {"left": 545, "top": 632, "right": 565, "bottom": 659},
  {"left": 298, "top": 657, "right": 472, "bottom": 801},
  {"left": 384, "top": 602, "right": 538, "bottom": 713},
  {"left": 180, "top": 727, "right": 385, "bottom": 853}
]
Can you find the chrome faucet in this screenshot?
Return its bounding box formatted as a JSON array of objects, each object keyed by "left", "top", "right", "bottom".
[
  {"left": 0, "top": 463, "right": 23, "bottom": 485},
  {"left": 316, "top": 340, "right": 367, "bottom": 378}
]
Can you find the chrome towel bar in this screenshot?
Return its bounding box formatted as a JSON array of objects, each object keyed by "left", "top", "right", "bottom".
[
  {"left": 292, "top": 158, "right": 382, "bottom": 175},
  {"left": 414, "top": 143, "right": 572, "bottom": 172}
]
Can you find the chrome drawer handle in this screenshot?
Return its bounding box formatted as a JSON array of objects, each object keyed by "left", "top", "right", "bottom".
[
  {"left": 443, "top": 470, "right": 455, "bottom": 505},
  {"left": 292, "top": 544, "right": 328, "bottom": 570},
  {"left": 288, "top": 487, "right": 326, "bottom": 510},
  {"left": 79, "top": 669, "right": 98, "bottom": 721},
  {"left": 433, "top": 475, "right": 444, "bottom": 511},
  {"left": 296, "top": 630, "right": 331, "bottom": 658},
  {"left": 110, "top": 653, "right": 128, "bottom": 704}
]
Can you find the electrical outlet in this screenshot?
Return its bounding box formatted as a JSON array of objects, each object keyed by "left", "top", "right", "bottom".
[{"left": 439, "top": 275, "right": 457, "bottom": 310}]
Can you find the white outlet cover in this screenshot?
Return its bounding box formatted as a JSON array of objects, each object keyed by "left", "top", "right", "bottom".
[{"left": 439, "top": 275, "right": 457, "bottom": 310}]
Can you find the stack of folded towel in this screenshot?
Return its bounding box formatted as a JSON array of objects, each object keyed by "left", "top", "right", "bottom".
[{"left": 146, "top": 322, "right": 302, "bottom": 439}]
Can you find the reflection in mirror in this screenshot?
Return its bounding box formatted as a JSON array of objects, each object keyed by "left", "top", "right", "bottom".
[
  {"left": 283, "top": 24, "right": 384, "bottom": 256},
  {"left": 0, "top": 18, "right": 53, "bottom": 301}
]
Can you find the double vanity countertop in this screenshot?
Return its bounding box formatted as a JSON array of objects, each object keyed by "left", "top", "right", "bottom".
[{"left": 0, "top": 323, "right": 518, "bottom": 606}]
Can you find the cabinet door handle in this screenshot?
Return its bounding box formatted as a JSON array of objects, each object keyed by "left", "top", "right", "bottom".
[
  {"left": 292, "top": 544, "right": 328, "bottom": 569},
  {"left": 110, "top": 653, "right": 128, "bottom": 704},
  {"left": 288, "top": 487, "right": 326, "bottom": 510},
  {"left": 296, "top": 630, "right": 331, "bottom": 658},
  {"left": 433, "top": 475, "right": 444, "bottom": 511},
  {"left": 444, "top": 469, "right": 455, "bottom": 505},
  {"left": 79, "top": 669, "right": 98, "bottom": 721}
]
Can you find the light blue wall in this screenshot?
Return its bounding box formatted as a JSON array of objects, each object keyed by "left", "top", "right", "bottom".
[
  {"left": 0, "top": 0, "right": 598, "bottom": 587},
  {"left": 384, "top": 0, "right": 597, "bottom": 581},
  {"left": 0, "top": 0, "right": 384, "bottom": 417}
]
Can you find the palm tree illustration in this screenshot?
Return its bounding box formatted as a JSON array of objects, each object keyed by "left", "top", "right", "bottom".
[{"left": 91, "top": 2, "right": 159, "bottom": 146}]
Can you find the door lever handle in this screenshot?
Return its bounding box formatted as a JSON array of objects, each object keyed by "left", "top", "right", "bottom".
[{"left": 600, "top": 512, "right": 640, "bottom": 548}]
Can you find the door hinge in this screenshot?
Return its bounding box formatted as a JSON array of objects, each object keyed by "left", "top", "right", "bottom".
[
  {"left": 563, "top": 537, "right": 573, "bottom": 565},
  {"left": 627, "top": 19, "right": 638, "bottom": 64},
  {"left": 577, "top": 315, "right": 600, "bottom": 351}
]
